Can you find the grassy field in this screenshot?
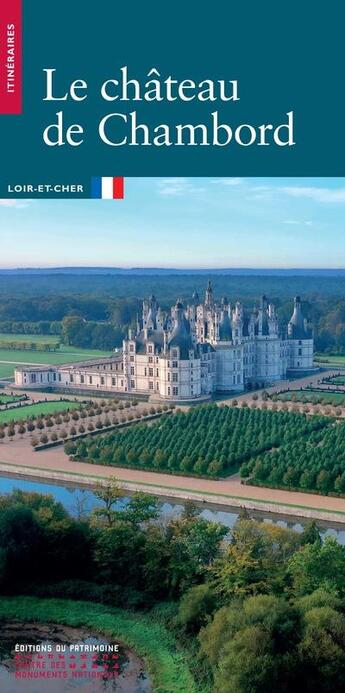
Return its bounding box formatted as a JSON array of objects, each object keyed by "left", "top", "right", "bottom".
[
  {"left": 314, "top": 353, "right": 345, "bottom": 366},
  {"left": 0, "top": 333, "right": 61, "bottom": 343},
  {"left": 277, "top": 389, "right": 345, "bottom": 405},
  {"left": 0, "top": 400, "right": 81, "bottom": 424},
  {"left": 329, "top": 376, "right": 345, "bottom": 385},
  {"left": 0, "top": 394, "right": 24, "bottom": 404},
  {"left": 0, "top": 597, "right": 199, "bottom": 693},
  {"left": 0, "top": 337, "right": 112, "bottom": 379}
]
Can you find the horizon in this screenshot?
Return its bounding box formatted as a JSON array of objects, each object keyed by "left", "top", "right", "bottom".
[{"left": 1, "top": 265, "right": 345, "bottom": 273}]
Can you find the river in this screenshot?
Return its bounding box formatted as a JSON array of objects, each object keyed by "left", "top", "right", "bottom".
[{"left": 0, "top": 473, "right": 344, "bottom": 544}]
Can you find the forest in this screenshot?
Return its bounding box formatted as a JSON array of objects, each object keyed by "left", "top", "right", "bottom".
[
  {"left": 0, "top": 486, "right": 345, "bottom": 693},
  {"left": 0, "top": 271, "right": 344, "bottom": 351},
  {"left": 0, "top": 269, "right": 345, "bottom": 353}
]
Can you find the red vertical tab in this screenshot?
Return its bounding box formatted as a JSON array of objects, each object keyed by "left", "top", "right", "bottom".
[
  {"left": 0, "top": 0, "right": 22, "bottom": 114},
  {"left": 113, "top": 177, "right": 124, "bottom": 199}
]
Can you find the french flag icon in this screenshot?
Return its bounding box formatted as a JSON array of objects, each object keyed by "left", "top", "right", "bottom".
[{"left": 91, "top": 177, "right": 124, "bottom": 199}]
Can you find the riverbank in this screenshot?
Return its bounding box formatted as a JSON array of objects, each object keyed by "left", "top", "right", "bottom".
[{"left": 1, "top": 457, "right": 344, "bottom": 525}]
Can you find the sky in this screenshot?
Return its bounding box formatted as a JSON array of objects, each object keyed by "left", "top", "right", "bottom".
[{"left": 0, "top": 177, "right": 345, "bottom": 269}]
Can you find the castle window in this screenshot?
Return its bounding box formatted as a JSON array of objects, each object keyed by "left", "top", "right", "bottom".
[
  {"left": 156, "top": 369, "right": 159, "bottom": 377},
  {"left": 101, "top": 376, "right": 105, "bottom": 385},
  {"left": 58, "top": 374, "right": 61, "bottom": 382},
  {"left": 89, "top": 376, "right": 93, "bottom": 384},
  {"left": 148, "top": 356, "right": 153, "bottom": 364},
  {"left": 131, "top": 379, "right": 135, "bottom": 388},
  {"left": 129, "top": 344, "right": 134, "bottom": 352},
  {"left": 149, "top": 367, "right": 153, "bottom": 377},
  {"left": 172, "top": 360, "right": 178, "bottom": 368},
  {"left": 148, "top": 345, "right": 153, "bottom": 354},
  {"left": 144, "top": 368, "right": 147, "bottom": 376},
  {"left": 112, "top": 377, "right": 115, "bottom": 386},
  {"left": 149, "top": 381, "right": 153, "bottom": 389},
  {"left": 172, "top": 386, "right": 179, "bottom": 396},
  {"left": 130, "top": 356, "right": 134, "bottom": 362},
  {"left": 70, "top": 374, "right": 74, "bottom": 383},
  {"left": 172, "top": 349, "right": 178, "bottom": 358},
  {"left": 298, "top": 348, "right": 302, "bottom": 356},
  {"left": 168, "top": 386, "right": 170, "bottom": 396},
  {"left": 172, "top": 372, "right": 178, "bottom": 382},
  {"left": 80, "top": 375, "right": 84, "bottom": 384},
  {"left": 130, "top": 366, "right": 135, "bottom": 375}
]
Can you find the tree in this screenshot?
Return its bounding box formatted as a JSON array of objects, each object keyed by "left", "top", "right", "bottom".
[
  {"left": 122, "top": 492, "right": 159, "bottom": 525},
  {"left": 176, "top": 583, "right": 216, "bottom": 632},
  {"left": 300, "top": 521, "right": 321, "bottom": 546},
  {"left": 288, "top": 537, "right": 345, "bottom": 598},
  {"left": 199, "top": 595, "right": 300, "bottom": 693},
  {"left": 61, "top": 316, "right": 86, "bottom": 345},
  {"left": 92, "top": 478, "right": 124, "bottom": 527}
]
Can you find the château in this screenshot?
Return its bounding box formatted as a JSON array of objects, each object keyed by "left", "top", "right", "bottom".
[{"left": 14, "top": 283, "right": 314, "bottom": 402}]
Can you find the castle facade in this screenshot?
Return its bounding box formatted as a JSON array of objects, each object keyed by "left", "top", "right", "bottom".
[{"left": 14, "top": 283, "right": 314, "bottom": 401}]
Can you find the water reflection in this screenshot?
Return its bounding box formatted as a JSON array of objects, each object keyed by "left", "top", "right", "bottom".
[{"left": 0, "top": 474, "right": 344, "bottom": 544}]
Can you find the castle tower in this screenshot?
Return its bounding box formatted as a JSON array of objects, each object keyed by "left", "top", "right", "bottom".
[
  {"left": 287, "top": 296, "right": 314, "bottom": 373},
  {"left": 204, "top": 280, "right": 214, "bottom": 308}
]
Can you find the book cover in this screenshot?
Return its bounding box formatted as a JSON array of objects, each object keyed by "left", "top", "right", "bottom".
[{"left": 0, "top": 2, "right": 344, "bottom": 692}]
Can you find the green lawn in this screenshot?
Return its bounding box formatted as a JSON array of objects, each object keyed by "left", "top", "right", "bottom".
[
  {"left": 277, "top": 389, "right": 345, "bottom": 405},
  {"left": 314, "top": 353, "right": 345, "bottom": 365},
  {"left": 0, "top": 400, "right": 81, "bottom": 424},
  {"left": 0, "top": 394, "right": 24, "bottom": 405},
  {"left": 0, "top": 333, "right": 60, "bottom": 343},
  {"left": 0, "top": 597, "right": 198, "bottom": 693},
  {"left": 0, "top": 342, "right": 113, "bottom": 379},
  {"left": 329, "top": 376, "right": 345, "bottom": 385}
]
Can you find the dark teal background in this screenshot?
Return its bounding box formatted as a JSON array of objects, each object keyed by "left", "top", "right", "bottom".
[{"left": 0, "top": 0, "right": 344, "bottom": 197}]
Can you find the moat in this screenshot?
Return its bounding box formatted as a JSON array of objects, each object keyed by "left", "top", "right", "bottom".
[{"left": 0, "top": 473, "right": 344, "bottom": 544}]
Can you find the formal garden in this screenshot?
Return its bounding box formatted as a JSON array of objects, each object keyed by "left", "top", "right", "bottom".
[
  {"left": 0, "top": 397, "right": 170, "bottom": 448},
  {"left": 69, "top": 404, "right": 330, "bottom": 480}
]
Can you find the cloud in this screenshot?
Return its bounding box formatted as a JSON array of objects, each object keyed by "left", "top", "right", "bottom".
[
  {"left": 157, "top": 178, "right": 205, "bottom": 196},
  {"left": 284, "top": 220, "right": 313, "bottom": 227},
  {"left": 212, "top": 178, "right": 244, "bottom": 186},
  {"left": 0, "top": 199, "right": 31, "bottom": 209},
  {"left": 281, "top": 187, "right": 345, "bottom": 203}
]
